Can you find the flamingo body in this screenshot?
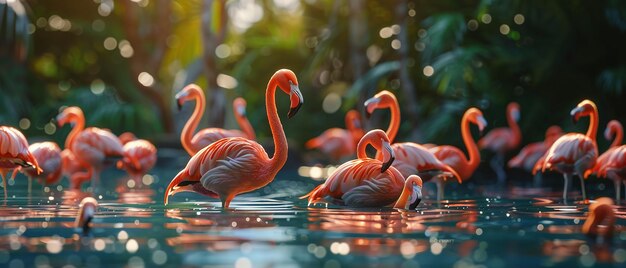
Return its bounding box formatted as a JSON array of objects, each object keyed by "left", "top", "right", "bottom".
[
  {"left": 0, "top": 126, "right": 41, "bottom": 198},
  {"left": 306, "top": 110, "right": 364, "bottom": 161},
  {"left": 117, "top": 139, "right": 157, "bottom": 176},
  {"left": 510, "top": 125, "right": 562, "bottom": 172},
  {"left": 25, "top": 142, "right": 62, "bottom": 185},
  {"left": 392, "top": 142, "right": 461, "bottom": 183}
]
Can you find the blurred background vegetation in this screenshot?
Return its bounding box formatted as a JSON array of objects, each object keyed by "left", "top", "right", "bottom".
[{"left": 1, "top": 0, "right": 625, "bottom": 152}]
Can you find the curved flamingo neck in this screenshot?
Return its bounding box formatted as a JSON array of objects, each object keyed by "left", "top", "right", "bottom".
[
  {"left": 66, "top": 114, "right": 85, "bottom": 149},
  {"left": 609, "top": 122, "right": 623, "bottom": 148},
  {"left": 586, "top": 103, "right": 599, "bottom": 142},
  {"left": 181, "top": 88, "right": 205, "bottom": 155},
  {"left": 507, "top": 108, "right": 521, "bottom": 146},
  {"left": 386, "top": 96, "right": 401, "bottom": 142},
  {"left": 235, "top": 112, "right": 256, "bottom": 140},
  {"left": 461, "top": 113, "right": 480, "bottom": 170},
  {"left": 266, "top": 78, "right": 288, "bottom": 172}
]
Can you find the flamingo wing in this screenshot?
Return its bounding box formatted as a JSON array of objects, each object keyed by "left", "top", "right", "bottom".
[
  {"left": 543, "top": 133, "right": 597, "bottom": 177},
  {"left": 192, "top": 128, "right": 247, "bottom": 151},
  {"left": 0, "top": 126, "right": 39, "bottom": 170},
  {"left": 508, "top": 142, "right": 546, "bottom": 171},
  {"left": 342, "top": 175, "right": 404, "bottom": 207},
  {"left": 478, "top": 128, "right": 512, "bottom": 152},
  {"left": 306, "top": 128, "right": 353, "bottom": 159}
]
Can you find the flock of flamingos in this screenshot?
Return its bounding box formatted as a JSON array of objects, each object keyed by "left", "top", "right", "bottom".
[{"left": 0, "top": 69, "right": 621, "bottom": 239}]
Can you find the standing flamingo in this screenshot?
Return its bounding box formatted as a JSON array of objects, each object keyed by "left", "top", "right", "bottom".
[
  {"left": 364, "top": 90, "right": 460, "bottom": 200},
  {"left": 116, "top": 135, "right": 157, "bottom": 178},
  {"left": 509, "top": 126, "right": 563, "bottom": 172},
  {"left": 0, "top": 126, "right": 41, "bottom": 198},
  {"left": 596, "top": 146, "right": 626, "bottom": 201},
  {"left": 177, "top": 84, "right": 256, "bottom": 156},
  {"left": 478, "top": 102, "right": 522, "bottom": 183},
  {"left": 305, "top": 109, "right": 365, "bottom": 162},
  {"left": 303, "top": 129, "right": 422, "bottom": 208},
  {"left": 582, "top": 197, "right": 615, "bottom": 243},
  {"left": 56, "top": 107, "right": 124, "bottom": 189},
  {"left": 22, "top": 142, "right": 62, "bottom": 193},
  {"left": 429, "top": 108, "right": 488, "bottom": 181},
  {"left": 164, "top": 69, "right": 304, "bottom": 208},
  {"left": 591, "top": 120, "right": 623, "bottom": 200},
  {"left": 540, "top": 100, "right": 599, "bottom": 202}
]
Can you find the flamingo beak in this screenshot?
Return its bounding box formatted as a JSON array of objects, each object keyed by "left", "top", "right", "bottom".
[
  {"left": 288, "top": 83, "right": 303, "bottom": 119},
  {"left": 512, "top": 109, "right": 520, "bottom": 122},
  {"left": 604, "top": 127, "right": 613, "bottom": 141},
  {"left": 237, "top": 105, "right": 247, "bottom": 118},
  {"left": 363, "top": 98, "right": 380, "bottom": 119},
  {"left": 176, "top": 99, "right": 183, "bottom": 111},
  {"left": 409, "top": 185, "right": 422, "bottom": 210},
  {"left": 164, "top": 171, "right": 196, "bottom": 205},
  {"left": 477, "top": 116, "right": 487, "bottom": 134},
  {"left": 381, "top": 140, "right": 394, "bottom": 173},
  {"left": 570, "top": 106, "right": 583, "bottom": 124}
]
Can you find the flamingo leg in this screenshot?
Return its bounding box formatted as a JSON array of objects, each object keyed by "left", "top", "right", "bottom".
[
  {"left": 90, "top": 167, "right": 100, "bottom": 192},
  {"left": 221, "top": 194, "right": 235, "bottom": 209},
  {"left": 578, "top": 175, "right": 587, "bottom": 200},
  {"left": 1, "top": 171, "right": 7, "bottom": 199},
  {"left": 435, "top": 177, "right": 444, "bottom": 201},
  {"left": 563, "top": 173, "right": 573, "bottom": 203},
  {"left": 613, "top": 177, "right": 621, "bottom": 202},
  {"left": 491, "top": 153, "right": 506, "bottom": 184}
]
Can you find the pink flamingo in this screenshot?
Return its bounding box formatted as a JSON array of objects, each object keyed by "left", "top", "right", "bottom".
[
  {"left": 593, "top": 120, "right": 624, "bottom": 200},
  {"left": 478, "top": 102, "right": 521, "bottom": 183},
  {"left": 394, "top": 175, "right": 424, "bottom": 210},
  {"left": 429, "top": 108, "right": 488, "bottom": 181},
  {"left": 305, "top": 109, "right": 365, "bottom": 162},
  {"left": 509, "top": 125, "right": 563, "bottom": 172},
  {"left": 116, "top": 134, "right": 157, "bottom": 178},
  {"left": 22, "top": 142, "right": 62, "bottom": 193},
  {"left": 164, "top": 69, "right": 304, "bottom": 208},
  {"left": 177, "top": 84, "right": 256, "bottom": 156},
  {"left": 0, "top": 126, "right": 41, "bottom": 198},
  {"left": 364, "top": 90, "right": 460, "bottom": 200},
  {"left": 540, "top": 100, "right": 599, "bottom": 201},
  {"left": 75, "top": 196, "right": 98, "bottom": 233},
  {"left": 582, "top": 197, "right": 615, "bottom": 243},
  {"left": 303, "top": 129, "right": 422, "bottom": 208},
  {"left": 57, "top": 107, "right": 124, "bottom": 189}
]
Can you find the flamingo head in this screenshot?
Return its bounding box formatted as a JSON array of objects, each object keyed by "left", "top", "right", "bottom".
[
  {"left": 582, "top": 197, "right": 615, "bottom": 242},
  {"left": 570, "top": 100, "right": 597, "bottom": 124},
  {"left": 176, "top": 84, "right": 204, "bottom": 111},
  {"left": 56, "top": 106, "right": 84, "bottom": 127},
  {"left": 272, "top": 69, "right": 303, "bottom": 119},
  {"left": 233, "top": 97, "right": 247, "bottom": 118},
  {"left": 364, "top": 90, "right": 396, "bottom": 119},
  {"left": 507, "top": 102, "right": 520, "bottom": 122},
  {"left": 164, "top": 166, "right": 217, "bottom": 205},
  {"left": 604, "top": 120, "right": 622, "bottom": 142},
  {"left": 75, "top": 197, "right": 98, "bottom": 233},
  {"left": 359, "top": 129, "right": 395, "bottom": 172},
  {"left": 394, "top": 175, "right": 423, "bottom": 210},
  {"left": 466, "top": 108, "right": 487, "bottom": 133}
]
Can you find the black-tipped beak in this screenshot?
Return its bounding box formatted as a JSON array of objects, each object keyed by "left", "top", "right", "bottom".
[
  {"left": 288, "top": 101, "right": 302, "bottom": 119},
  {"left": 365, "top": 110, "right": 372, "bottom": 119},
  {"left": 177, "top": 100, "right": 183, "bottom": 111},
  {"left": 409, "top": 198, "right": 421, "bottom": 210},
  {"left": 572, "top": 116, "right": 578, "bottom": 124},
  {"left": 381, "top": 156, "right": 394, "bottom": 173}
]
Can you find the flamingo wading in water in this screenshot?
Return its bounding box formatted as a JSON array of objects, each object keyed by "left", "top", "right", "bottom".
[
  {"left": 429, "top": 108, "right": 487, "bottom": 183},
  {"left": 164, "top": 69, "right": 304, "bottom": 208},
  {"left": 116, "top": 133, "right": 157, "bottom": 179},
  {"left": 177, "top": 85, "right": 256, "bottom": 156},
  {"left": 0, "top": 126, "right": 41, "bottom": 198},
  {"left": 303, "top": 129, "right": 422, "bottom": 208},
  {"left": 540, "top": 100, "right": 599, "bottom": 202},
  {"left": 57, "top": 107, "right": 124, "bottom": 189},
  {"left": 510, "top": 126, "right": 563, "bottom": 172},
  {"left": 364, "top": 90, "right": 461, "bottom": 200},
  {"left": 592, "top": 120, "right": 624, "bottom": 200},
  {"left": 478, "top": 102, "right": 521, "bottom": 183},
  {"left": 306, "top": 109, "right": 365, "bottom": 162}
]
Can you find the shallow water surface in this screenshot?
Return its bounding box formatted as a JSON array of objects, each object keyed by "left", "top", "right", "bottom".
[{"left": 1, "top": 163, "right": 625, "bottom": 268}]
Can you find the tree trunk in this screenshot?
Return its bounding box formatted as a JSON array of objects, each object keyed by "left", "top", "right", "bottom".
[
  {"left": 348, "top": 0, "right": 370, "bottom": 113},
  {"left": 201, "top": 0, "right": 228, "bottom": 128},
  {"left": 395, "top": 0, "right": 419, "bottom": 129}
]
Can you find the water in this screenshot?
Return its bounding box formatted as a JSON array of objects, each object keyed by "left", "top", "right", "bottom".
[{"left": 0, "top": 159, "right": 625, "bottom": 267}]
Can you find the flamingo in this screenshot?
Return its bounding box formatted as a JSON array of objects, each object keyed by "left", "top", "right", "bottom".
[
  {"left": 595, "top": 146, "right": 626, "bottom": 202},
  {"left": 22, "top": 142, "right": 62, "bottom": 193},
  {"left": 364, "top": 90, "right": 460, "bottom": 200},
  {"left": 582, "top": 197, "right": 615, "bottom": 243},
  {"left": 303, "top": 129, "right": 422, "bottom": 208},
  {"left": 591, "top": 120, "right": 623, "bottom": 200},
  {"left": 56, "top": 106, "right": 124, "bottom": 189},
  {"left": 305, "top": 109, "right": 365, "bottom": 162},
  {"left": 177, "top": 84, "right": 256, "bottom": 156},
  {"left": 429, "top": 108, "right": 488, "bottom": 181},
  {"left": 164, "top": 69, "right": 304, "bottom": 208},
  {"left": 116, "top": 136, "right": 157, "bottom": 178},
  {"left": 509, "top": 125, "right": 563, "bottom": 172},
  {"left": 75, "top": 196, "right": 98, "bottom": 234},
  {"left": 540, "top": 100, "right": 599, "bottom": 202},
  {"left": 393, "top": 175, "right": 424, "bottom": 210},
  {"left": 0, "top": 126, "right": 41, "bottom": 198},
  {"left": 478, "top": 102, "right": 522, "bottom": 183}
]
